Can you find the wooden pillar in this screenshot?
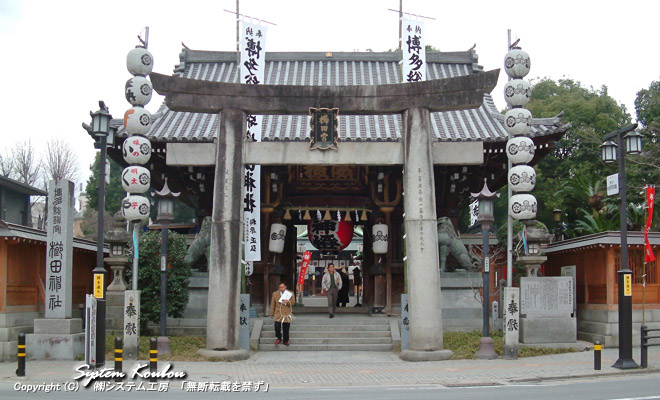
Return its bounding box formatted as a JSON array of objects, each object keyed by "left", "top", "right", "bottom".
[
  {"left": 206, "top": 109, "right": 244, "bottom": 351},
  {"left": 0, "top": 239, "right": 7, "bottom": 313},
  {"left": 606, "top": 247, "right": 616, "bottom": 306},
  {"left": 386, "top": 212, "right": 393, "bottom": 315}
]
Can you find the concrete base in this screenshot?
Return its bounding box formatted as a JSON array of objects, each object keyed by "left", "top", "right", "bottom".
[
  {"left": 475, "top": 337, "right": 498, "bottom": 359},
  {"left": 440, "top": 272, "right": 484, "bottom": 332},
  {"left": 520, "top": 317, "right": 576, "bottom": 344},
  {"left": 400, "top": 349, "right": 453, "bottom": 362},
  {"left": 519, "top": 340, "right": 592, "bottom": 351},
  {"left": 197, "top": 348, "right": 250, "bottom": 361},
  {"left": 26, "top": 333, "right": 84, "bottom": 360},
  {"left": 577, "top": 307, "right": 660, "bottom": 348},
  {"left": 26, "top": 318, "right": 84, "bottom": 360},
  {"left": 106, "top": 290, "right": 125, "bottom": 331},
  {"left": 157, "top": 336, "right": 171, "bottom": 355}
]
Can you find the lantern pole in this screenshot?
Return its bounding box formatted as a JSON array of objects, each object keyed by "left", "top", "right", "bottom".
[{"left": 602, "top": 123, "right": 639, "bottom": 369}]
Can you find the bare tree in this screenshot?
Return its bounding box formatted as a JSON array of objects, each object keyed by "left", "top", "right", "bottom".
[
  {"left": 44, "top": 138, "right": 79, "bottom": 182},
  {"left": 12, "top": 140, "right": 40, "bottom": 186},
  {"left": 0, "top": 148, "right": 14, "bottom": 178}
]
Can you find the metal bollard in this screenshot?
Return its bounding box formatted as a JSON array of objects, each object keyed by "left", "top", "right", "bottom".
[
  {"left": 594, "top": 341, "right": 602, "bottom": 370},
  {"left": 641, "top": 325, "right": 648, "bottom": 369},
  {"left": 114, "top": 336, "right": 123, "bottom": 382},
  {"left": 149, "top": 338, "right": 157, "bottom": 382},
  {"left": 16, "top": 333, "right": 25, "bottom": 377}
]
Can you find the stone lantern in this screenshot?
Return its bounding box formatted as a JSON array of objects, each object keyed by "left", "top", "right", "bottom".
[
  {"left": 104, "top": 211, "right": 130, "bottom": 331},
  {"left": 516, "top": 220, "right": 553, "bottom": 277},
  {"left": 105, "top": 212, "right": 130, "bottom": 291}
]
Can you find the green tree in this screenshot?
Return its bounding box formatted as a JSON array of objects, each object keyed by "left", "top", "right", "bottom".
[
  {"left": 85, "top": 152, "right": 125, "bottom": 213},
  {"left": 127, "top": 230, "right": 192, "bottom": 327},
  {"left": 505, "top": 79, "right": 632, "bottom": 231}
]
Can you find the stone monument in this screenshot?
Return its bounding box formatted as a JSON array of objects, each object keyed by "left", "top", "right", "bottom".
[
  {"left": 519, "top": 276, "right": 576, "bottom": 344},
  {"left": 27, "top": 180, "right": 84, "bottom": 359}
]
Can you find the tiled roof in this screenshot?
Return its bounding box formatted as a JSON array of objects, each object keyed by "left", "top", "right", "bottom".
[{"left": 116, "top": 50, "right": 568, "bottom": 143}]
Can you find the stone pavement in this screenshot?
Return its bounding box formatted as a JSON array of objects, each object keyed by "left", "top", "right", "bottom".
[{"left": 0, "top": 347, "right": 658, "bottom": 388}]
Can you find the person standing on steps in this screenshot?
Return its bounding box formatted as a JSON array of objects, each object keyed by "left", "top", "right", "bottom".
[
  {"left": 322, "top": 263, "right": 342, "bottom": 318},
  {"left": 336, "top": 266, "right": 350, "bottom": 308},
  {"left": 270, "top": 282, "right": 295, "bottom": 346}
]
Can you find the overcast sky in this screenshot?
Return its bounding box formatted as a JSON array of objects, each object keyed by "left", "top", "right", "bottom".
[{"left": 1, "top": 0, "right": 659, "bottom": 190}]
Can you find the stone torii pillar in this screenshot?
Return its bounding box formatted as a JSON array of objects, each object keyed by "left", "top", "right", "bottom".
[
  {"left": 400, "top": 108, "right": 452, "bottom": 361},
  {"left": 198, "top": 109, "right": 249, "bottom": 360}
]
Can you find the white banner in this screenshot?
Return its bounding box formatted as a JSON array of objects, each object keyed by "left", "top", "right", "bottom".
[
  {"left": 241, "top": 21, "right": 267, "bottom": 261},
  {"left": 401, "top": 18, "right": 426, "bottom": 83},
  {"left": 46, "top": 180, "right": 74, "bottom": 318},
  {"left": 469, "top": 200, "right": 479, "bottom": 226}
]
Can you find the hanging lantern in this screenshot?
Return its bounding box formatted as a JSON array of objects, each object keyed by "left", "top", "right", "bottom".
[
  {"left": 508, "top": 165, "right": 536, "bottom": 193},
  {"left": 624, "top": 131, "right": 643, "bottom": 155},
  {"left": 126, "top": 47, "right": 154, "bottom": 76},
  {"left": 121, "top": 166, "right": 151, "bottom": 193},
  {"left": 122, "top": 135, "right": 152, "bottom": 165},
  {"left": 125, "top": 76, "right": 153, "bottom": 106},
  {"left": 599, "top": 140, "right": 618, "bottom": 163},
  {"left": 509, "top": 194, "right": 537, "bottom": 220},
  {"left": 504, "top": 48, "right": 531, "bottom": 78},
  {"left": 268, "top": 223, "right": 287, "bottom": 254},
  {"left": 372, "top": 223, "right": 389, "bottom": 254},
  {"left": 503, "top": 79, "right": 531, "bottom": 107},
  {"left": 308, "top": 220, "right": 354, "bottom": 251},
  {"left": 506, "top": 136, "right": 535, "bottom": 164},
  {"left": 124, "top": 107, "right": 152, "bottom": 135},
  {"left": 121, "top": 195, "right": 151, "bottom": 222},
  {"left": 503, "top": 108, "right": 532, "bottom": 136},
  {"left": 244, "top": 261, "right": 253, "bottom": 277}
]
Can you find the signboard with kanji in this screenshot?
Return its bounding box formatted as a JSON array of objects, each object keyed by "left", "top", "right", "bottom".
[
  {"left": 298, "top": 251, "right": 312, "bottom": 285},
  {"left": 123, "top": 290, "right": 140, "bottom": 360},
  {"left": 401, "top": 294, "right": 410, "bottom": 350},
  {"left": 503, "top": 287, "right": 520, "bottom": 357},
  {"left": 624, "top": 273, "right": 632, "bottom": 296},
  {"left": 93, "top": 274, "right": 104, "bottom": 299},
  {"left": 401, "top": 18, "right": 426, "bottom": 83},
  {"left": 239, "top": 294, "right": 250, "bottom": 351},
  {"left": 309, "top": 108, "right": 339, "bottom": 151},
  {"left": 45, "top": 180, "right": 74, "bottom": 318}
]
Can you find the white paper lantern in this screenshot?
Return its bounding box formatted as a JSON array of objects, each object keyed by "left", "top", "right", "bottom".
[
  {"left": 506, "top": 136, "right": 535, "bottom": 164},
  {"left": 124, "top": 107, "right": 151, "bottom": 135},
  {"left": 508, "top": 165, "right": 536, "bottom": 193},
  {"left": 244, "top": 261, "right": 253, "bottom": 277},
  {"left": 504, "top": 108, "right": 532, "bottom": 136},
  {"left": 121, "top": 166, "right": 151, "bottom": 193},
  {"left": 127, "top": 47, "right": 154, "bottom": 76},
  {"left": 504, "top": 79, "right": 531, "bottom": 107},
  {"left": 122, "top": 135, "right": 152, "bottom": 165},
  {"left": 509, "top": 194, "right": 537, "bottom": 220},
  {"left": 125, "top": 76, "right": 152, "bottom": 106},
  {"left": 504, "top": 48, "right": 530, "bottom": 78},
  {"left": 121, "top": 195, "right": 151, "bottom": 222},
  {"left": 372, "top": 223, "right": 389, "bottom": 254},
  {"left": 269, "top": 223, "right": 287, "bottom": 254}
]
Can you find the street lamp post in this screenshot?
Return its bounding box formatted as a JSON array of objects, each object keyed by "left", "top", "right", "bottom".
[
  {"left": 600, "top": 123, "right": 641, "bottom": 369},
  {"left": 471, "top": 178, "right": 499, "bottom": 359},
  {"left": 84, "top": 101, "right": 113, "bottom": 367},
  {"left": 153, "top": 179, "right": 179, "bottom": 355}
]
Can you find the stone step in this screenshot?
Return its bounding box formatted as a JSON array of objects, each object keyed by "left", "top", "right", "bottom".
[
  {"left": 0, "top": 326, "right": 34, "bottom": 342},
  {"left": 293, "top": 307, "right": 370, "bottom": 314},
  {"left": 258, "top": 343, "right": 393, "bottom": 351},
  {"left": 259, "top": 337, "right": 391, "bottom": 345},
  {"left": 262, "top": 318, "right": 390, "bottom": 326},
  {"left": 262, "top": 325, "right": 389, "bottom": 332},
  {"left": 261, "top": 330, "right": 390, "bottom": 338}
]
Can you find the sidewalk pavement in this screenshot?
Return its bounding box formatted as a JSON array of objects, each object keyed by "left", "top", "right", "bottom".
[{"left": 1, "top": 347, "right": 658, "bottom": 388}]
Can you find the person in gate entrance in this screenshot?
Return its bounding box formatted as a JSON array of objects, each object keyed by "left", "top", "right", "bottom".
[
  {"left": 336, "top": 267, "right": 350, "bottom": 308},
  {"left": 270, "top": 282, "right": 295, "bottom": 346},
  {"left": 322, "top": 263, "right": 342, "bottom": 318}
]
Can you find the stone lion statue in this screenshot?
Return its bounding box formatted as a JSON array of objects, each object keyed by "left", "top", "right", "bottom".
[
  {"left": 184, "top": 217, "right": 212, "bottom": 266},
  {"left": 437, "top": 217, "right": 475, "bottom": 272}
]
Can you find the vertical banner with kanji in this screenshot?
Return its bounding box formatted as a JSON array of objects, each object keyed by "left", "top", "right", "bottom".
[
  {"left": 645, "top": 186, "right": 656, "bottom": 263},
  {"left": 401, "top": 18, "right": 426, "bottom": 83},
  {"left": 240, "top": 20, "right": 268, "bottom": 262},
  {"left": 298, "top": 251, "right": 312, "bottom": 285},
  {"left": 45, "top": 180, "right": 74, "bottom": 318}
]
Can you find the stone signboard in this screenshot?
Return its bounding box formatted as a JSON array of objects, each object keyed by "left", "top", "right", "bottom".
[
  {"left": 123, "top": 290, "right": 140, "bottom": 359},
  {"left": 520, "top": 277, "right": 573, "bottom": 318},
  {"left": 560, "top": 266, "right": 577, "bottom": 313},
  {"left": 46, "top": 180, "right": 74, "bottom": 318},
  {"left": 401, "top": 294, "right": 410, "bottom": 350},
  {"left": 239, "top": 294, "right": 250, "bottom": 352},
  {"left": 503, "top": 287, "right": 519, "bottom": 359}
]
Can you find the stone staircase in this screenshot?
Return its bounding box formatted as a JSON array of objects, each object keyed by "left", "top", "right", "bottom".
[{"left": 258, "top": 315, "right": 393, "bottom": 351}]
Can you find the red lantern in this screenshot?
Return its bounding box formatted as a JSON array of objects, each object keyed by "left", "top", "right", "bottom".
[{"left": 308, "top": 220, "right": 354, "bottom": 251}]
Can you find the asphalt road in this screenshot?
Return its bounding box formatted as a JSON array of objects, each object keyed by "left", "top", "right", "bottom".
[{"left": 1, "top": 374, "right": 659, "bottom": 399}]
